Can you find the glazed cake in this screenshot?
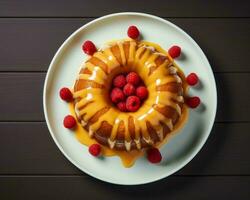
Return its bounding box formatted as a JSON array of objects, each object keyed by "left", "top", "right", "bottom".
[
  {"left": 60, "top": 25, "right": 201, "bottom": 166},
  {"left": 73, "top": 40, "right": 185, "bottom": 151}
]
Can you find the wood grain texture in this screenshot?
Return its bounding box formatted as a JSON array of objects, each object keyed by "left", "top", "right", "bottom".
[
  {"left": 0, "top": 176, "right": 249, "bottom": 200},
  {"left": 0, "top": 73, "right": 44, "bottom": 121},
  {"left": 0, "top": 72, "right": 249, "bottom": 122},
  {"left": 1, "top": 0, "right": 250, "bottom": 17},
  {"left": 0, "top": 19, "right": 90, "bottom": 71},
  {"left": 0, "top": 122, "right": 249, "bottom": 175},
  {"left": 0, "top": 0, "right": 249, "bottom": 198},
  {"left": 0, "top": 18, "right": 249, "bottom": 72}
]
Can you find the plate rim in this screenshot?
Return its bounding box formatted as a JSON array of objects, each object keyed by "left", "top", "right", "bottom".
[{"left": 43, "top": 12, "right": 217, "bottom": 185}]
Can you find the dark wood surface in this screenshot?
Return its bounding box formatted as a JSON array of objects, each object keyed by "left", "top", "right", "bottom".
[
  {"left": 0, "top": 1, "right": 249, "bottom": 199},
  {"left": 0, "top": 18, "right": 250, "bottom": 72},
  {"left": 1, "top": 0, "right": 250, "bottom": 17}
]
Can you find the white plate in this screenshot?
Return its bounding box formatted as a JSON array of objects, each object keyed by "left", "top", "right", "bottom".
[{"left": 43, "top": 12, "right": 217, "bottom": 185}]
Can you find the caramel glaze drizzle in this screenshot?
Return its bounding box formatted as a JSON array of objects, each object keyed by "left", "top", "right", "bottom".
[{"left": 73, "top": 39, "right": 188, "bottom": 151}]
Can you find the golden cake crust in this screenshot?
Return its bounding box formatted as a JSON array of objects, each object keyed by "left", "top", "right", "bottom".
[{"left": 73, "top": 40, "right": 186, "bottom": 151}]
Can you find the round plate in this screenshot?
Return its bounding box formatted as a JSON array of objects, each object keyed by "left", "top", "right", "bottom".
[{"left": 43, "top": 12, "right": 217, "bottom": 185}]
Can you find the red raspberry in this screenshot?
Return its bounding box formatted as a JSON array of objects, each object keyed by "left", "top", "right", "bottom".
[
  {"left": 59, "top": 87, "right": 73, "bottom": 102},
  {"left": 168, "top": 45, "right": 181, "bottom": 58},
  {"left": 186, "top": 96, "right": 200, "bottom": 108},
  {"left": 147, "top": 148, "right": 162, "bottom": 164},
  {"left": 136, "top": 86, "right": 148, "bottom": 100},
  {"left": 186, "top": 73, "right": 199, "bottom": 86},
  {"left": 126, "top": 96, "right": 141, "bottom": 112},
  {"left": 127, "top": 25, "right": 140, "bottom": 39},
  {"left": 113, "top": 74, "right": 126, "bottom": 88},
  {"left": 126, "top": 72, "right": 140, "bottom": 86},
  {"left": 82, "top": 40, "right": 97, "bottom": 55},
  {"left": 89, "top": 144, "right": 101, "bottom": 157},
  {"left": 117, "top": 101, "right": 127, "bottom": 112},
  {"left": 110, "top": 88, "right": 125, "bottom": 103},
  {"left": 123, "top": 83, "right": 136, "bottom": 96},
  {"left": 63, "top": 115, "right": 76, "bottom": 129}
]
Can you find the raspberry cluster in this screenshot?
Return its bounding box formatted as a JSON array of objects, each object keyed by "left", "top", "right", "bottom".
[{"left": 110, "top": 72, "right": 148, "bottom": 112}]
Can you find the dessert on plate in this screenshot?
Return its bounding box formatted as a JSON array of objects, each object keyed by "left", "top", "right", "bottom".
[{"left": 59, "top": 25, "right": 200, "bottom": 167}]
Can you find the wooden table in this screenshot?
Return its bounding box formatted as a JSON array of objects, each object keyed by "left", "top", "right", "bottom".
[{"left": 0, "top": 1, "right": 250, "bottom": 199}]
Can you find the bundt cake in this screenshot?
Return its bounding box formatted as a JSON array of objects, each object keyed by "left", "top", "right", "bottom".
[{"left": 72, "top": 39, "right": 186, "bottom": 151}]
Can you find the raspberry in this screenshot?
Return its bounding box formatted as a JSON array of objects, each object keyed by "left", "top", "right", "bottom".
[
  {"left": 89, "top": 144, "right": 101, "bottom": 157},
  {"left": 82, "top": 40, "right": 97, "bottom": 55},
  {"left": 117, "top": 101, "right": 127, "bottom": 112},
  {"left": 113, "top": 74, "right": 126, "bottom": 88},
  {"left": 126, "top": 72, "right": 140, "bottom": 86},
  {"left": 63, "top": 115, "right": 76, "bottom": 129},
  {"left": 186, "top": 96, "right": 200, "bottom": 108},
  {"left": 168, "top": 45, "right": 181, "bottom": 58},
  {"left": 127, "top": 25, "right": 140, "bottom": 39},
  {"left": 123, "top": 83, "right": 136, "bottom": 96},
  {"left": 110, "top": 88, "right": 125, "bottom": 103},
  {"left": 186, "top": 73, "right": 199, "bottom": 86},
  {"left": 126, "top": 96, "right": 141, "bottom": 112},
  {"left": 147, "top": 148, "right": 162, "bottom": 164},
  {"left": 136, "top": 86, "right": 148, "bottom": 100},
  {"left": 59, "top": 87, "right": 73, "bottom": 102}
]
